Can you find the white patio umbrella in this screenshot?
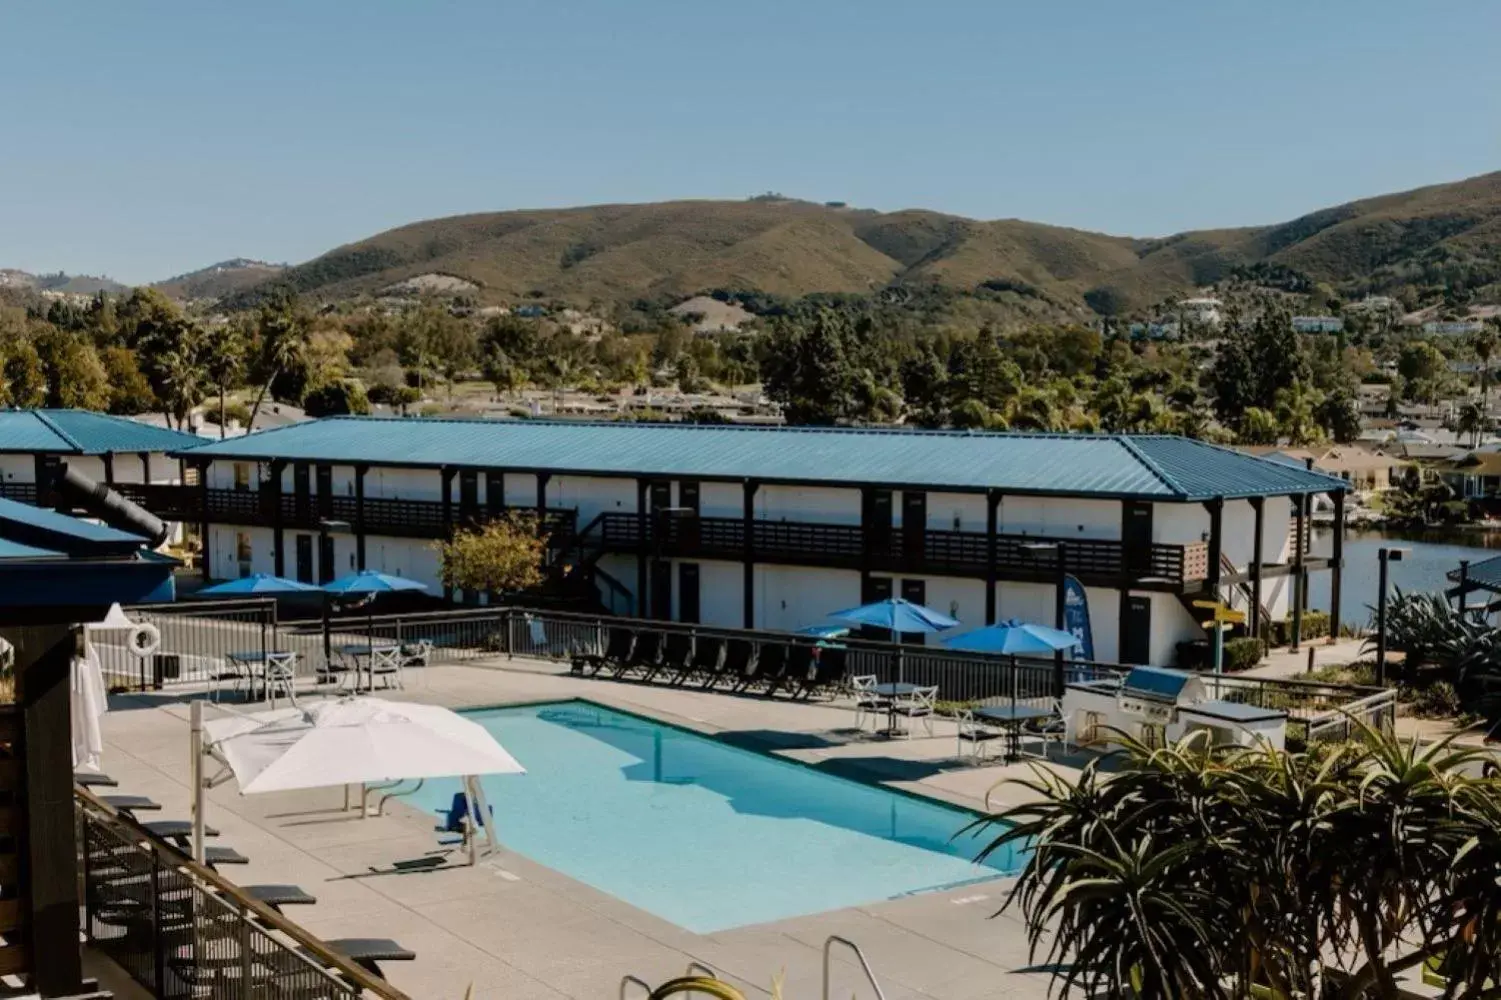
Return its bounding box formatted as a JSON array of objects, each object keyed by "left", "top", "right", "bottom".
[
  {"left": 196, "top": 697, "right": 524, "bottom": 864},
  {"left": 72, "top": 603, "right": 134, "bottom": 771}
]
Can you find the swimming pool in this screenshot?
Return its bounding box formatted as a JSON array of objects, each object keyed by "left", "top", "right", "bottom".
[{"left": 407, "top": 700, "right": 1019, "bottom": 932}]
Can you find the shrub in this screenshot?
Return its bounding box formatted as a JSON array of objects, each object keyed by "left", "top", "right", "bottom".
[
  {"left": 1222, "top": 636, "right": 1266, "bottom": 673},
  {"left": 302, "top": 381, "right": 371, "bottom": 417},
  {"left": 1407, "top": 680, "right": 1462, "bottom": 718},
  {"left": 1271, "top": 610, "right": 1330, "bottom": 645}
]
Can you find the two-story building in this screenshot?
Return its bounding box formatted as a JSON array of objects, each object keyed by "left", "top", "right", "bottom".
[
  {"left": 175, "top": 418, "right": 1349, "bottom": 667},
  {"left": 0, "top": 409, "right": 205, "bottom": 525}
]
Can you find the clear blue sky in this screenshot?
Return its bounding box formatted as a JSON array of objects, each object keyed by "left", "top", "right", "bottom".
[{"left": 3, "top": 1, "right": 1498, "bottom": 284}]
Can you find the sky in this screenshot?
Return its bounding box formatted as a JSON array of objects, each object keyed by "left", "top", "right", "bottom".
[{"left": 3, "top": 1, "right": 1499, "bottom": 285}]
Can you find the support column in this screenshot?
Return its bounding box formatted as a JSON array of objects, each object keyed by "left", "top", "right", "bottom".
[
  {"left": 743, "top": 480, "right": 759, "bottom": 628},
  {"left": 354, "top": 464, "right": 368, "bottom": 571},
  {"left": 536, "top": 472, "right": 552, "bottom": 534},
  {"left": 1329, "top": 491, "right": 1345, "bottom": 645},
  {"left": 138, "top": 451, "right": 151, "bottom": 483},
  {"left": 636, "top": 479, "right": 649, "bottom": 618},
  {"left": 270, "top": 459, "right": 286, "bottom": 577},
  {"left": 440, "top": 467, "right": 457, "bottom": 602},
  {"left": 1249, "top": 497, "right": 1265, "bottom": 640},
  {"left": 985, "top": 490, "right": 1000, "bottom": 625},
  {"left": 1204, "top": 497, "right": 1224, "bottom": 601},
  {"left": 1117, "top": 499, "right": 1131, "bottom": 664},
  {"left": 101, "top": 452, "right": 114, "bottom": 486},
  {"left": 11, "top": 624, "right": 86, "bottom": 997},
  {"left": 197, "top": 459, "right": 211, "bottom": 580},
  {"left": 1292, "top": 494, "right": 1307, "bottom": 650}
]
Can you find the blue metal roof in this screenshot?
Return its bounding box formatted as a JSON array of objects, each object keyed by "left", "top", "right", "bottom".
[
  {"left": 0, "top": 496, "right": 146, "bottom": 556},
  {"left": 0, "top": 409, "right": 203, "bottom": 455},
  {"left": 178, "top": 417, "right": 1349, "bottom": 501}
]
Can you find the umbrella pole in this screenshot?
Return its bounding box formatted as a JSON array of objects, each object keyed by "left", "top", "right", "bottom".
[
  {"left": 469, "top": 775, "right": 498, "bottom": 857},
  {"left": 190, "top": 700, "right": 206, "bottom": 865}
]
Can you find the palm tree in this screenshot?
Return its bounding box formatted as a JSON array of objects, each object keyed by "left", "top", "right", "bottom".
[
  {"left": 1274, "top": 379, "right": 1324, "bottom": 445},
  {"left": 1474, "top": 326, "right": 1497, "bottom": 440},
  {"left": 1457, "top": 400, "right": 1485, "bottom": 448},
  {"left": 247, "top": 296, "right": 307, "bottom": 430}
]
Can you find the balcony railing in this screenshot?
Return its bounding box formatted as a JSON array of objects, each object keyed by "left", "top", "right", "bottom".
[
  {"left": 596, "top": 512, "right": 1210, "bottom": 587},
  {"left": 195, "top": 488, "right": 576, "bottom": 542}
]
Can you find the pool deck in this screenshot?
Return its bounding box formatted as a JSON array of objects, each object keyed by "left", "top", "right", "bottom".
[{"left": 94, "top": 656, "right": 1076, "bottom": 999}]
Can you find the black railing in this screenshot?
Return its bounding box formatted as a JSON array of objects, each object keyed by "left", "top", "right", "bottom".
[
  {"left": 78, "top": 790, "right": 407, "bottom": 999},
  {"left": 596, "top": 512, "right": 1208, "bottom": 586}
]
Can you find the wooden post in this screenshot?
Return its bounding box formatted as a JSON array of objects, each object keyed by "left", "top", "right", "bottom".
[
  {"left": 1204, "top": 497, "right": 1223, "bottom": 601},
  {"left": 535, "top": 472, "right": 551, "bottom": 534},
  {"left": 197, "top": 459, "right": 211, "bottom": 580},
  {"left": 1329, "top": 491, "right": 1345, "bottom": 644},
  {"left": 10, "top": 624, "right": 85, "bottom": 997},
  {"left": 101, "top": 453, "right": 114, "bottom": 486},
  {"left": 985, "top": 490, "right": 1000, "bottom": 625},
  {"left": 636, "top": 479, "right": 648, "bottom": 618},
  {"left": 1249, "top": 497, "right": 1265, "bottom": 640},
  {"left": 138, "top": 451, "right": 151, "bottom": 484},
  {"left": 1292, "top": 494, "right": 1307, "bottom": 650},
  {"left": 270, "top": 459, "right": 286, "bottom": 577},
  {"left": 354, "top": 465, "right": 367, "bottom": 571},
  {"left": 742, "top": 480, "right": 759, "bottom": 629}
]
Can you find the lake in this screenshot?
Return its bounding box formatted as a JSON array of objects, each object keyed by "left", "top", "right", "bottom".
[{"left": 1306, "top": 527, "right": 1501, "bottom": 630}]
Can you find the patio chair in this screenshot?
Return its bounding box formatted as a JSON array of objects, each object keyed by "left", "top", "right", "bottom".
[
  {"left": 619, "top": 629, "right": 663, "bottom": 679},
  {"left": 802, "top": 646, "right": 849, "bottom": 700},
  {"left": 850, "top": 675, "right": 889, "bottom": 730},
  {"left": 265, "top": 654, "right": 300, "bottom": 707},
  {"left": 572, "top": 626, "right": 633, "bottom": 675},
  {"left": 654, "top": 632, "right": 694, "bottom": 684},
  {"left": 209, "top": 657, "right": 251, "bottom": 703},
  {"left": 891, "top": 685, "right": 940, "bottom": 738},
  {"left": 740, "top": 642, "right": 785, "bottom": 693},
  {"left": 722, "top": 638, "right": 758, "bottom": 690},
  {"left": 686, "top": 635, "right": 726, "bottom": 687},
  {"left": 773, "top": 644, "right": 816, "bottom": 698},
  {"left": 399, "top": 639, "right": 434, "bottom": 669}
]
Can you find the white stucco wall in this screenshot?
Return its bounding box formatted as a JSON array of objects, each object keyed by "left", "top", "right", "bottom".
[
  {"left": 757, "top": 485, "right": 859, "bottom": 524},
  {"left": 753, "top": 565, "right": 861, "bottom": 631},
  {"left": 924, "top": 493, "right": 989, "bottom": 533},
  {"left": 549, "top": 475, "right": 637, "bottom": 523},
  {"left": 1000, "top": 497, "right": 1120, "bottom": 539},
  {"left": 698, "top": 482, "right": 745, "bottom": 519},
  {"left": 665, "top": 558, "right": 743, "bottom": 627}
]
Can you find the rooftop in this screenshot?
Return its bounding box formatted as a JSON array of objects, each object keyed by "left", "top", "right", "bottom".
[
  {"left": 0, "top": 409, "right": 204, "bottom": 455},
  {"left": 179, "top": 417, "right": 1349, "bottom": 501}
]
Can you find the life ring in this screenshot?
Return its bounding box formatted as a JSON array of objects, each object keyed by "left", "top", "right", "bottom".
[
  {"left": 648, "top": 977, "right": 746, "bottom": 1000},
  {"left": 127, "top": 623, "right": 161, "bottom": 659}
]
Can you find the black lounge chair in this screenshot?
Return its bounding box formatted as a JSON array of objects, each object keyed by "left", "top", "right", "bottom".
[
  {"left": 775, "top": 644, "right": 817, "bottom": 697},
  {"left": 308, "top": 938, "right": 416, "bottom": 980},
  {"left": 687, "top": 636, "right": 727, "bottom": 687},
  {"left": 619, "top": 630, "right": 663, "bottom": 678},
  {"left": 657, "top": 632, "right": 695, "bottom": 684},
  {"left": 102, "top": 794, "right": 161, "bottom": 816},
  {"left": 745, "top": 643, "right": 787, "bottom": 693},
  {"left": 75, "top": 772, "right": 117, "bottom": 788},
  {"left": 572, "top": 626, "right": 634, "bottom": 675},
  {"left": 242, "top": 884, "right": 317, "bottom": 913},
  {"left": 204, "top": 846, "right": 249, "bottom": 870},
  {"left": 803, "top": 646, "right": 849, "bottom": 699},
  {"left": 722, "top": 639, "right": 758, "bottom": 690}
]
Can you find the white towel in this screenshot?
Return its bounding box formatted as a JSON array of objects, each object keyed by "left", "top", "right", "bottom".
[{"left": 71, "top": 638, "right": 108, "bottom": 771}]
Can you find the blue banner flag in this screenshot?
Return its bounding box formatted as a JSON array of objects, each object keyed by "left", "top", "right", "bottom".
[{"left": 1063, "top": 574, "right": 1094, "bottom": 660}]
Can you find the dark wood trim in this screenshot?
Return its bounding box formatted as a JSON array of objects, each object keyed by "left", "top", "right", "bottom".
[
  {"left": 354, "top": 464, "right": 367, "bottom": 571},
  {"left": 440, "top": 466, "right": 455, "bottom": 534},
  {"left": 1204, "top": 497, "right": 1223, "bottom": 597},
  {"left": 1249, "top": 497, "right": 1264, "bottom": 639},
  {"left": 1292, "top": 493, "right": 1308, "bottom": 649},
  {"left": 270, "top": 459, "right": 286, "bottom": 577},
  {"left": 1329, "top": 491, "right": 1344, "bottom": 645},
  {"left": 101, "top": 452, "right": 113, "bottom": 486},
  {"left": 636, "top": 479, "right": 648, "bottom": 618},
  {"left": 742, "top": 480, "right": 759, "bottom": 628},
  {"left": 138, "top": 450, "right": 151, "bottom": 483},
  {"left": 985, "top": 491, "right": 1000, "bottom": 624},
  {"left": 536, "top": 472, "right": 551, "bottom": 532},
  {"left": 197, "top": 459, "right": 211, "bottom": 579},
  {"left": 12, "top": 624, "right": 85, "bottom": 996}
]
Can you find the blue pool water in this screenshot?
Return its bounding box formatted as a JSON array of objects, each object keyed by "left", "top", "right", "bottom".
[{"left": 408, "top": 700, "right": 1019, "bottom": 932}]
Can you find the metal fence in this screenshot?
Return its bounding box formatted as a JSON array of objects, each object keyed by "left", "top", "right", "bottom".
[
  {"left": 78, "top": 790, "right": 408, "bottom": 999},
  {"left": 104, "top": 600, "right": 283, "bottom": 688}
]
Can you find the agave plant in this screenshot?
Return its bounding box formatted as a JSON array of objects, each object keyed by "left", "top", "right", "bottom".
[
  {"left": 1364, "top": 589, "right": 1487, "bottom": 687},
  {"left": 975, "top": 724, "right": 1501, "bottom": 999}
]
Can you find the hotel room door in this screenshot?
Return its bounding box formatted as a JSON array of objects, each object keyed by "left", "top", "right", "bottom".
[
  {"left": 678, "top": 563, "right": 700, "bottom": 624},
  {"left": 294, "top": 534, "right": 313, "bottom": 584},
  {"left": 1121, "top": 595, "right": 1151, "bottom": 665},
  {"left": 650, "top": 560, "right": 673, "bottom": 620},
  {"left": 901, "top": 492, "right": 927, "bottom": 565}
]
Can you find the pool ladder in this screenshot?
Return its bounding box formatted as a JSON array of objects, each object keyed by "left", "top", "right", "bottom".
[{"left": 619, "top": 938, "right": 886, "bottom": 999}]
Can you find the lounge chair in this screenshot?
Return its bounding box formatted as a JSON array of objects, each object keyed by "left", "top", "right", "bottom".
[
  {"left": 804, "top": 646, "right": 849, "bottom": 699},
  {"left": 655, "top": 632, "right": 694, "bottom": 684},
  {"left": 241, "top": 884, "right": 317, "bottom": 914},
  {"left": 741, "top": 642, "right": 784, "bottom": 693},
  {"left": 722, "top": 639, "right": 758, "bottom": 690},
  {"left": 315, "top": 939, "right": 417, "bottom": 980},
  {"left": 619, "top": 630, "right": 663, "bottom": 679},
  {"left": 774, "top": 645, "right": 816, "bottom": 698},
  {"left": 572, "top": 626, "right": 633, "bottom": 675},
  {"left": 686, "top": 636, "right": 726, "bottom": 687}
]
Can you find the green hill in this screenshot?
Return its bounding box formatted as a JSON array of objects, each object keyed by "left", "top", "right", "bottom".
[
  {"left": 153, "top": 258, "right": 285, "bottom": 301},
  {"left": 224, "top": 171, "right": 1501, "bottom": 315}
]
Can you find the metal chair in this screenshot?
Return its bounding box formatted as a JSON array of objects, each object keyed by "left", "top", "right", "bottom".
[
  {"left": 850, "top": 675, "right": 889, "bottom": 731},
  {"left": 891, "top": 685, "right": 939, "bottom": 738}
]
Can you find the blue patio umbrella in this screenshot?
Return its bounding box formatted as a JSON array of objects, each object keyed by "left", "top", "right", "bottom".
[
  {"left": 941, "top": 619, "right": 1081, "bottom": 656},
  {"left": 827, "top": 596, "right": 959, "bottom": 639},
  {"left": 198, "top": 573, "right": 323, "bottom": 596},
  {"left": 320, "top": 571, "right": 430, "bottom": 667}
]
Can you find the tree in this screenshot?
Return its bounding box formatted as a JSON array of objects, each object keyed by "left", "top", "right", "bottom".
[
  {"left": 99, "top": 346, "right": 157, "bottom": 414},
  {"left": 435, "top": 514, "right": 546, "bottom": 596},
  {"left": 1397, "top": 341, "right": 1447, "bottom": 402},
  {"left": 2, "top": 340, "right": 45, "bottom": 408},
  {"left": 204, "top": 323, "right": 247, "bottom": 437},
  {"left": 1238, "top": 406, "right": 1280, "bottom": 445},
  {"left": 301, "top": 381, "right": 370, "bottom": 417},
  {"left": 980, "top": 726, "right": 1501, "bottom": 999},
  {"left": 1274, "top": 379, "right": 1324, "bottom": 445},
  {"left": 760, "top": 309, "right": 859, "bottom": 425},
  {"left": 248, "top": 292, "right": 308, "bottom": 429},
  {"left": 1314, "top": 382, "right": 1362, "bottom": 443},
  {"left": 34, "top": 329, "right": 110, "bottom": 410},
  {"left": 1210, "top": 309, "right": 1311, "bottom": 431},
  {"left": 1457, "top": 401, "right": 1485, "bottom": 448}
]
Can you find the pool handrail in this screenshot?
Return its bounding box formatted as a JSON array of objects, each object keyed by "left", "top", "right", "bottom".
[{"left": 824, "top": 935, "right": 887, "bottom": 1000}]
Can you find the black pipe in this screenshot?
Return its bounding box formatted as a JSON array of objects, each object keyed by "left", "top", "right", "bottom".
[{"left": 51, "top": 462, "right": 169, "bottom": 546}]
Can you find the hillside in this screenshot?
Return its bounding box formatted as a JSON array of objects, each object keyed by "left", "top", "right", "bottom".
[
  {"left": 0, "top": 268, "right": 128, "bottom": 296},
  {"left": 158, "top": 170, "right": 1501, "bottom": 316},
  {"left": 153, "top": 258, "right": 285, "bottom": 301}
]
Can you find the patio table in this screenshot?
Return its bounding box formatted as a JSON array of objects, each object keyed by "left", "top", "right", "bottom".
[
  {"left": 225, "top": 650, "right": 299, "bottom": 703},
  {"left": 870, "top": 682, "right": 923, "bottom": 737},
  {"left": 969, "top": 704, "right": 1057, "bottom": 762},
  {"left": 334, "top": 643, "right": 402, "bottom": 693}
]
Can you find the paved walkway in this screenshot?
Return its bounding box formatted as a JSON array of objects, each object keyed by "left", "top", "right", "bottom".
[
  {"left": 1245, "top": 637, "right": 1367, "bottom": 680},
  {"left": 94, "top": 658, "right": 1067, "bottom": 999}
]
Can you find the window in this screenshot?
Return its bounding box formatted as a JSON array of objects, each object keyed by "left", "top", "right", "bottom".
[{"left": 233, "top": 463, "right": 251, "bottom": 491}]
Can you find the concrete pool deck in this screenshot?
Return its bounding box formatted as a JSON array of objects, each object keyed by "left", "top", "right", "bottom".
[{"left": 94, "top": 657, "right": 1074, "bottom": 999}]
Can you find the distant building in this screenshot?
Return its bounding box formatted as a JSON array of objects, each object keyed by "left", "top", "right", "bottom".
[
  {"left": 1346, "top": 296, "right": 1400, "bottom": 315},
  {"left": 1177, "top": 297, "right": 1223, "bottom": 328},
  {"left": 1424, "top": 320, "right": 1485, "bottom": 336},
  {"left": 1292, "top": 316, "right": 1343, "bottom": 333},
  {"left": 1242, "top": 444, "right": 1410, "bottom": 492}
]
